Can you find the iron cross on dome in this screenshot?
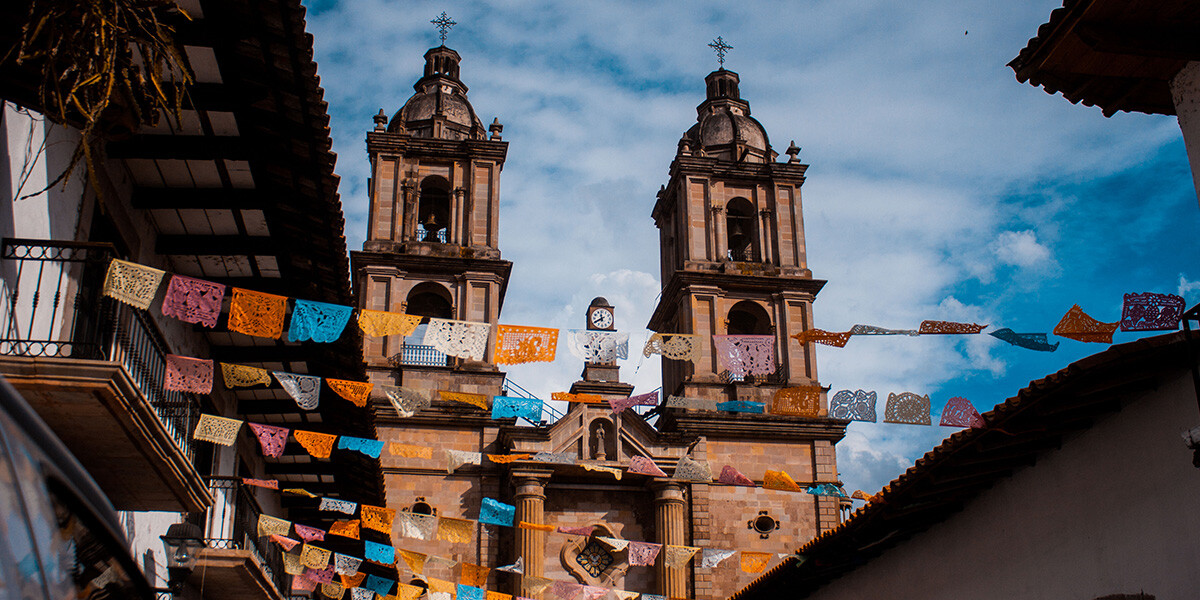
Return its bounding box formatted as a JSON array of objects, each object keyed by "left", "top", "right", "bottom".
[
  {"left": 431, "top": 12, "right": 456, "bottom": 44},
  {"left": 708, "top": 36, "right": 732, "bottom": 67}
]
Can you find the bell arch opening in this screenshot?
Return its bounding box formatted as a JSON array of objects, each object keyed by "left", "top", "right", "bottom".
[
  {"left": 417, "top": 176, "right": 451, "bottom": 242},
  {"left": 727, "top": 300, "right": 771, "bottom": 335},
  {"left": 725, "top": 197, "right": 757, "bottom": 261},
  {"left": 405, "top": 282, "right": 453, "bottom": 322}
]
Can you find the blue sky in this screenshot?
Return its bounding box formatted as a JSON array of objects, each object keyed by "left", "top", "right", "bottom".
[{"left": 301, "top": 0, "right": 1200, "bottom": 496}]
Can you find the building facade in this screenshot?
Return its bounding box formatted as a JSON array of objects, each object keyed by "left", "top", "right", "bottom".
[{"left": 354, "top": 45, "right": 846, "bottom": 600}]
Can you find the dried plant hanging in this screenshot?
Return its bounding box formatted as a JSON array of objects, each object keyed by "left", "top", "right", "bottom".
[{"left": 3, "top": 0, "right": 194, "bottom": 200}]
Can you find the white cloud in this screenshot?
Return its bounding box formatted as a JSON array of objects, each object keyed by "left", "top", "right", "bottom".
[
  {"left": 992, "top": 229, "right": 1056, "bottom": 271},
  {"left": 1180, "top": 274, "right": 1200, "bottom": 304}
]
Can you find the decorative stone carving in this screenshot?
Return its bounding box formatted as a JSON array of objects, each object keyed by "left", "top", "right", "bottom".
[{"left": 560, "top": 524, "right": 627, "bottom": 586}]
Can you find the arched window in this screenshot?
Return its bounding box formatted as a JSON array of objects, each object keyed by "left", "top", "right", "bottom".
[
  {"left": 727, "top": 300, "right": 771, "bottom": 335},
  {"left": 417, "top": 177, "right": 450, "bottom": 242},
  {"left": 405, "top": 282, "right": 452, "bottom": 322},
  {"left": 726, "top": 198, "right": 757, "bottom": 261}
]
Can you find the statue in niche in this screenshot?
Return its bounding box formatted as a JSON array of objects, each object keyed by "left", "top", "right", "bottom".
[
  {"left": 594, "top": 426, "right": 606, "bottom": 461},
  {"left": 589, "top": 419, "right": 615, "bottom": 461}
]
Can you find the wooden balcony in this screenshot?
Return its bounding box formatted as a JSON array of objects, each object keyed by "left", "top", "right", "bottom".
[
  {"left": 201, "top": 478, "right": 290, "bottom": 598},
  {"left": 188, "top": 548, "right": 285, "bottom": 600},
  {"left": 0, "top": 239, "right": 211, "bottom": 513}
]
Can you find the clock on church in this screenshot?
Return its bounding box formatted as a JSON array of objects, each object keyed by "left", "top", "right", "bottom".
[{"left": 586, "top": 297, "right": 615, "bottom": 331}]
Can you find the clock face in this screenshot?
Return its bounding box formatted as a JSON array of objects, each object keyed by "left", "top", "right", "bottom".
[{"left": 589, "top": 308, "right": 613, "bottom": 329}]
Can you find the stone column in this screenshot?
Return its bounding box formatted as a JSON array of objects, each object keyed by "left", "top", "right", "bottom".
[
  {"left": 652, "top": 481, "right": 688, "bottom": 597},
  {"left": 401, "top": 179, "right": 418, "bottom": 242},
  {"left": 452, "top": 187, "right": 466, "bottom": 244},
  {"left": 711, "top": 204, "right": 725, "bottom": 262},
  {"left": 513, "top": 470, "right": 551, "bottom": 598},
  {"left": 1170, "top": 61, "right": 1200, "bottom": 206}
]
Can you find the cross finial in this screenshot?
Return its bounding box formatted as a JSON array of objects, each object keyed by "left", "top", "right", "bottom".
[
  {"left": 708, "top": 36, "right": 733, "bottom": 67},
  {"left": 431, "top": 12, "right": 456, "bottom": 44}
]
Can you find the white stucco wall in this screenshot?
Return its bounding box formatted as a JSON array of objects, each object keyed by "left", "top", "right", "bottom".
[
  {"left": 1, "top": 102, "right": 88, "bottom": 241},
  {"left": 808, "top": 370, "right": 1200, "bottom": 600},
  {"left": 1171, "top": 61, "right": 1200, "bottom": 207}
]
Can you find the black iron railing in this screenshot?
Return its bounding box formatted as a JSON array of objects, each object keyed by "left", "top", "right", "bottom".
[
  {"left": 726, "top": 247, "right": 759, "bottom": 262},
  {"left": 205, "top": 477, "right": 289, "bottom": 595},
  {"left": 389, "top": 343, "right": 452, "bottom": 367},
  {"left": 417, "top": 227, "right": 448, "bottom": 243},
  {"left": 719, "top": 364, "right": 788, "bottom": 385},
  {"left": 0, "top": 238, "right": 113, "bottom": 358},
  {"left": 0, "top": 238, "right": 201, "bottom": 464}
]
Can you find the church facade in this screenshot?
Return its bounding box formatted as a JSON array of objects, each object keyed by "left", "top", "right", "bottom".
[{"left": 350, "top": 44, "right": 846, "bottom": 600}]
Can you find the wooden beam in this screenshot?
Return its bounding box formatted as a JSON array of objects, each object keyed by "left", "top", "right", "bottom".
[
  {"left": 106, "top": 135, "right": 253, "bottom": 161},
  {"left": 132, "top": 187, "right": 269, "bottom": 210},
  {"left": 155, "top": 234, "right": 278, "bottom": 256}
]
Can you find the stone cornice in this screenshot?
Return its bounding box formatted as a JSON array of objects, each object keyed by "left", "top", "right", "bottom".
[
  {"left": 648, "top": 270, "right": 826, "bottom": 330},
  {"left": 366, "top": 131, "right": 509, "bottom": 164},
  {"left": 658, "top": 409, "right": 848, "bottom": 442},
  {"left": 653, "top": 158, "right": 808, "bottom": 220}
]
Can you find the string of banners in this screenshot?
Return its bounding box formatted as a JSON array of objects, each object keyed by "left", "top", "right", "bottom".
[
  {"left": 256, "top": 495, "right": 793, "bottom": 600},
  {"left": 185, "top": 354, "right": 989, "bottom": 429},
  {"left": 102, "top": 259, "right": 1187, "bottom": 370},
  {"left": 194, "top": 411, "right": 851, "bottom": 494}
]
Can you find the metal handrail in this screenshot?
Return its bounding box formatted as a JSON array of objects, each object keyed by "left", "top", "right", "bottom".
[
  {"left": 389, "top": 343, "right": 452, "bottom": 367},
  {"left": 0, "top": 238, "right": 201, "bottom": 463},
  {"left": 719, "top": 364, "right": 788, "bottom": 385},
  {"left": 501, "top": 378, "right": 565, "bottom": 425},
  {"left": 417, "top": 227, "right": 448, "bottom": 243}
]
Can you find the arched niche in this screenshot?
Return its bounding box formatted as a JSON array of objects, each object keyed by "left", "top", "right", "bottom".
[{"left": 588, "top": 418, "right": 616, "bottom": 461}]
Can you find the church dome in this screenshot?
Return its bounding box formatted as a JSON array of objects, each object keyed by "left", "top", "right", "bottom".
[
  {"left": 681, "top": 69, "right": 773, "bottom": 162},
  {"left": 391, "top": 46, "right": 485, "bottom": 140}
]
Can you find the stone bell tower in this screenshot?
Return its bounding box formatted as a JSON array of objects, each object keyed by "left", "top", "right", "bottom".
[
  {"left": 353, "top": 43, "right": 512, "bottom": 397},
  {"left": 643, "top": 60, "right": 847, "bottom": 600},
  {"left": 349, "top": 42, "right": 515, "bottom": 584},
  {"left": 648, "top": 66, "right": 826, "bottom": 407}
]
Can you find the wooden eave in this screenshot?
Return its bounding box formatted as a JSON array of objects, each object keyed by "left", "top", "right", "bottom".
[
  {"left": 1008, "top": 0, "right": 1200, "bottom": 116},
  {"left": 0, "top": 0, "right": 381, "bottom": 519},
  {"left": 176, "top": 0, "right": 379, "bottom": 507}
]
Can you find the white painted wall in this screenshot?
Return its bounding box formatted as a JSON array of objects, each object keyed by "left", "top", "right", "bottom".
[
  {"left": 808, "top": 370, "right": 1200, "bottom": 600},
  {"left": 1171, "top": 61, "right": 1200, "bottom": 207},
  {"left": 1, "top": 102, "right": 88, "bottom": 241}
]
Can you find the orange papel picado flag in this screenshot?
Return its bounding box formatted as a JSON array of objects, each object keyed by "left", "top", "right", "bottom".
[
  {"left": 326, "top": 379, "right": 373, "bottom": 407},
  {"left": 494, "top": 324, "right": 559, "bottom": 365}
]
